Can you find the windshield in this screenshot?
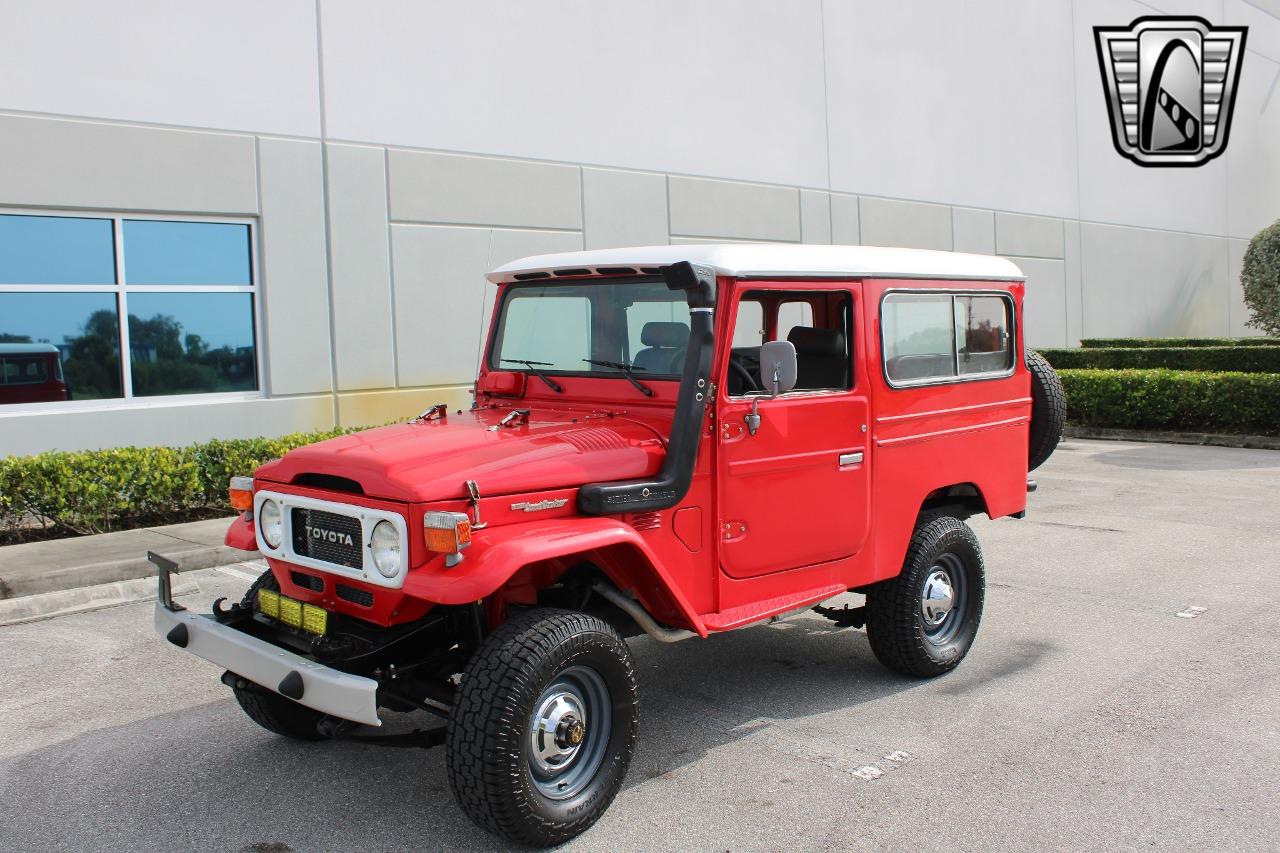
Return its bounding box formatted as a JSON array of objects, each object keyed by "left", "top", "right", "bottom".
[{"left": 489, "top": 279, "right": 690, "bottom": 378}]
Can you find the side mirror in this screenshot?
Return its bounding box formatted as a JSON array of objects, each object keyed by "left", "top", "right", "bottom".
[
  {"left": 759, "top": 340, "right": 798, "bottom": 397},
  {"left": 745, "top": 340, "right": 798, "bottom": 436}
]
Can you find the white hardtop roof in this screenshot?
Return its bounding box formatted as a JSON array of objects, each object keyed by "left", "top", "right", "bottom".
[
  {"left": 0, "top": 343, "right": 59, "bottom": 354},
  {"left": 487, "top": 243, "right": 1024, "bottom": 284}
]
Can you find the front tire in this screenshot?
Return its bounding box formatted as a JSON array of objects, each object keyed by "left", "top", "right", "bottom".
[
  {"left": 230, "top": 569, "right": 330, "bottom": 741},
  {"left": 232, "top": 683, "right": 329, "bottom": 741},
  {"left": 866, "top": 516, "right": 985, "bottom": 678},
  {"left": 446, "top": 608, "right": 638, "bottom": 847}
]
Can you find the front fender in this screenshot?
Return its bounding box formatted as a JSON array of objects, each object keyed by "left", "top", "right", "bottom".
[
  {"left": 400, "top": 517, "right": 707, "bottom": 636},
  {"left": 224, "top": 513, "right": 258, "bottom": 552}
]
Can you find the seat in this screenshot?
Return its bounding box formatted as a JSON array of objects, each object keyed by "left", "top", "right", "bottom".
[
  {"left": 632, "top": 321, "right": 688, "bottom": 374},
  {"left": 787, "top": 326, "right": 847, "bottom": 389}
]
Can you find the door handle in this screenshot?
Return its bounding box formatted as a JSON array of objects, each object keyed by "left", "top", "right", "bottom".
[{"left": 838, "top": 451, "right": 864, "bottom": 467}]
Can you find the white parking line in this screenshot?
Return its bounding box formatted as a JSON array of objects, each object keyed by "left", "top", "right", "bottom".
[{"left": 214, "top": 565, "right": 258, "bottom": 582}]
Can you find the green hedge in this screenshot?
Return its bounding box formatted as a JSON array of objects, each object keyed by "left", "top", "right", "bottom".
[
  {"left": 0, "top": 426, "right": 367, "bottom": 541},
  {"left": 1079, "top": 337, "right": 1280, "bottom": 348},
  {"left": 1059, "top": 369, "right": 1280, "bottom": 435},
  {"left": 1042, "top": 346, "right": 1280, "bottom": 373}
]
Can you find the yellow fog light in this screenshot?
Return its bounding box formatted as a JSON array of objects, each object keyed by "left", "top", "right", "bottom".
[
  {"left": 279, "top": 596, "right": 303, "bottom": 629},
  {"left": 302, "top": 604, "right": 328, "bottom": 636},
  {"left": 258, "top": 588, "right": 280, "bottom": 618}
]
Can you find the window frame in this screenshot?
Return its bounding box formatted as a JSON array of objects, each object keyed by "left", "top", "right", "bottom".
[
  {"left": 879, "top": 287, "right": 1017, "bottom": 389},
  {"left": 0, "top": 207, "right": 263, "bottom": 414},
  {"left": 726, "top": 287, "right": 857, "bottom": 401},
  {"left": 486, "top": 276, "right": 690, "bottom": 380}
]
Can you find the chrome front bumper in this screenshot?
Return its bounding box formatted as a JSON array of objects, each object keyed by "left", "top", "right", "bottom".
[{"left": 150, "top": 552, "right": 381, "bottom": 727}]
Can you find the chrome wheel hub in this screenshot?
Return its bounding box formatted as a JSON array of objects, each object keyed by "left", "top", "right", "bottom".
[
  {"left": 920, "top": 568, "right": 955, "bottom": 627},
  {"left": 526, "top": 665, "right": 612, "bottom": 801},
  {"left": 530, "top": 691, "right": 587, "bottom": 774}
]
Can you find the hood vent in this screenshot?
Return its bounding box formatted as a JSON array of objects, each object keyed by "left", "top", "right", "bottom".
[
  {"left": 292, "top": 473, "right": 364, "bottom": 494},
  {"left": 558, "top": 427, "right": 627, "bottom": 454},
  {"left": 628, "top": 511, "right": 662, "bottom": 532}
]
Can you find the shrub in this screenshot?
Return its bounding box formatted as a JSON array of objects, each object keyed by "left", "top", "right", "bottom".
[
  {"left": 1242, "top": 219, "right": 1280, "bottom": 336},
  {"left": 1041, "top": 346, "right": 1280, "bottom": 373},
  {"left": 0, "top": 426, "right": 369, "bottom": 541},
  {"left": 1078, "top": 337, "right": 1280, "bottom": 348},
  {"left": 1059, "top": 369, "right": 1280, "bottom": 435}
]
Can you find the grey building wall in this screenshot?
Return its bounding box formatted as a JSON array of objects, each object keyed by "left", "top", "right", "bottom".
[{"left": 0, "top": 0, "right": 1277, "bottom": 455}]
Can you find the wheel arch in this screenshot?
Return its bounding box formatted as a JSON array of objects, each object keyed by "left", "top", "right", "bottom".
[
  {"left": 917, "top": 481, "right": 991, "bottom": 522},
  {"left": 401, "top": 518, "right": 708, "bottom": 637},
  {"left": 867, "top": 480, "right": 994, "bottom": 585}
]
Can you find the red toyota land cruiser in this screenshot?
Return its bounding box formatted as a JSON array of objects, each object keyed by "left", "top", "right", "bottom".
[{"left": 152, "top": 245, "right": 1064, "bottom": 846}]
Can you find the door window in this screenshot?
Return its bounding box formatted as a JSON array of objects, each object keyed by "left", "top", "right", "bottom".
[{"left": 727, "top": 291, "right": 853, "bottom": 395}]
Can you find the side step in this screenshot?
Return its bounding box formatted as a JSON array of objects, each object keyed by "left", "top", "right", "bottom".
[{"left": 702, "top": 583, "right": 847, "bottom": 632}]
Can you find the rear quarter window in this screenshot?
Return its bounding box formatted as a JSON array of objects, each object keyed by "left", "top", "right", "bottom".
[{"left": 882, "top": 291, "right": 1013, "bottom": 386}]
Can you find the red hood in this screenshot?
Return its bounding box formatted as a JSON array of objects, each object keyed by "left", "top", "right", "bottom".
[{"left": 256, "top": 407, "right": 669, "bottom": 503}]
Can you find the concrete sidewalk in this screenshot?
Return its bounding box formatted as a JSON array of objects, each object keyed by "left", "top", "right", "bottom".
[{"left": 0, "top": 516, "right": 242, "bottom": 601}]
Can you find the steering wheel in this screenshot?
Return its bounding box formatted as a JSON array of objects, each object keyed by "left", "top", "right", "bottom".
[{"left": 729, "top": 358, "right": 759, "bottom": 393}]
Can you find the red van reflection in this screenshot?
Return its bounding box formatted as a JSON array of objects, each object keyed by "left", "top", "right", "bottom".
[{"left": 0, "top": 344, "right": 68, "bottom": 404}]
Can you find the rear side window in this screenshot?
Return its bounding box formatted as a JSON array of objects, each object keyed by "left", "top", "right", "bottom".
[
  {"left": 1, "top": 356, "right": 51, "bottom": 386},
  {"left": 882, "top": 292, "right": 1013, "bottom": 385},
  {"left": 956, "top": 295, "right": 1012, "bottom": 375}
]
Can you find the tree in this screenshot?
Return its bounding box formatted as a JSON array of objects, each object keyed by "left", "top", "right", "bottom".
[
  {"left": 1242, "top": 219, "right": 1280, "bottom": 336},
  {"left": 63, "top": 309, "right": 122, "bottom": 400}
]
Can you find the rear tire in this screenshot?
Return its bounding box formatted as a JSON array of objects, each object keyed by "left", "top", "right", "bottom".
[
  {"left": 446, "top": 608, "right": 638, "bottom": 847},
  {"left": 866, "top": 516, "right": 985, "bottom": 678},
  {"left": 1026, "top": 348, "right": 1065, "bottom": 472}
]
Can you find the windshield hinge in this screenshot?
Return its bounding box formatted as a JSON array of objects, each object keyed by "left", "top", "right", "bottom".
[{"left": 413, "top": 402, "right": 448, "bottom": 422}]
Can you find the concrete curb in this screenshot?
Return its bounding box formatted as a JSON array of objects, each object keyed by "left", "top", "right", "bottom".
[
  {"left": 0, "top": 516, "right": 246, "bottom": 601},
  {"left": 1064, "top": 426, "right": 1280, "bottom": 451},
  {"left": 4, "top": 543, "right": 247, "bottom": 600},
  {"left": 0, "top": 573, "right": 201, "bottom": 627}
]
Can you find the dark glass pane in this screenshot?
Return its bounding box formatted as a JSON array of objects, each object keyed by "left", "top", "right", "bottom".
[
  {"left": 0, "top": 214, "right": 116, "bottom": 284},
  {"left": 957, "top": 295, "right": 1012, "bottom": 375},
  {"left": 882, "top": 293, "right": 957, "bottom": 383},
  {"left": 123, "top": 220, "right": 251, "bottom": 285},
  {"left": 0, "top": 293, "right": 122, "bottom": 403},
  {"left": 491, "top": 280, "right": 687, "bottom": 378},
  {"left": 127, "top": 292, "right": 257, "bottom": 396}
]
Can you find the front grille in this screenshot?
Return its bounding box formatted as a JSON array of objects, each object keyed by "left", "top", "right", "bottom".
[
  {"left": 290, "top": 570, "right": 325, "bottom": 592},
  {"left": 291, "top": 507, "right": 363, "bottom": 569},
  {"left": 336, "top": 583, "right": 374, "bottom": 607}
]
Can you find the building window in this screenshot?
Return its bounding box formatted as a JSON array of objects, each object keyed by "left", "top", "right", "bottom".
[{"left": 0, "top": 212, "right": 258, "bottom": 407}]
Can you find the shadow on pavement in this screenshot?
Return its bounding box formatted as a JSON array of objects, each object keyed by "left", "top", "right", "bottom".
[{"left": 0, "top": 615, "right": 1044, "bottom": 851}]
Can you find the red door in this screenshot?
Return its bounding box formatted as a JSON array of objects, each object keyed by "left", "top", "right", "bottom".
[{"left": 715, "top": 283, "right": 870, "bottom": 579}]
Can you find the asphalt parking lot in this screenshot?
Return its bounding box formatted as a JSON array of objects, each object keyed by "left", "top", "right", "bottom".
[{"left": 1, "top": 438, "right": 1278, "bottom": 852}]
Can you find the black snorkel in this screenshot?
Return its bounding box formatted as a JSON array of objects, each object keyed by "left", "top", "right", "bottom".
[{"left": 577, "top": 261, "right": 716, "bottom": 515}]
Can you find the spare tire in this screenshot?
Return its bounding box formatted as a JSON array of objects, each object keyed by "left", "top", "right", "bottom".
[{"left": 1026, "top": 348, "right": 1065, "bottom": 471}]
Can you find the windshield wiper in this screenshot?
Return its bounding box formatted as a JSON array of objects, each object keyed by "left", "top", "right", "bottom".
[
  {"left": 583, "top": 359, "right": 655, "bottom": 397},
  {"left": 501, "top": 358, "right": 563, "bottom": 393}
]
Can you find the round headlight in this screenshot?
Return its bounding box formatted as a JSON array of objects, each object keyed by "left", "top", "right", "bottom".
[
  {"left": 259, "top": 499, "right": 283, "bottom": 549},
  {"left": 370, "top": 520, "right": 401, "bottom": 578}
]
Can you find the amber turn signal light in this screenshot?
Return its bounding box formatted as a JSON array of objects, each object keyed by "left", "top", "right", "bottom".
[
  {"left": 423, "top": 511, "right": 472, "bottom": 554},
  {"left": 228, "top": 476, "right": 254, "bottom": 511}
]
